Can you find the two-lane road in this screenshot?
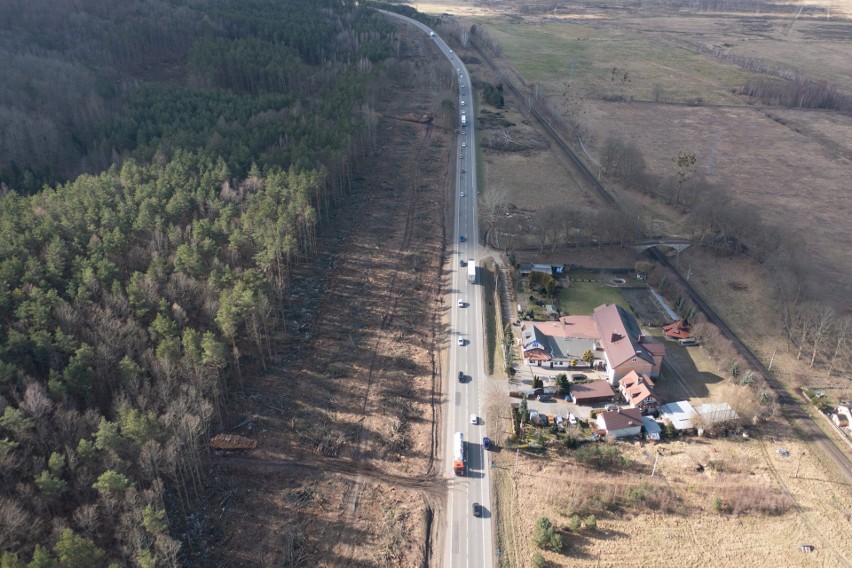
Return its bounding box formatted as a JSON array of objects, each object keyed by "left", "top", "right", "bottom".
[{"left": 380, "top": 11, "right": 494, "bottom": 568}]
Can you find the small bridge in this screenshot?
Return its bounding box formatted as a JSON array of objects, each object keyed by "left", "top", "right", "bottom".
[{"left": 629, "top": 238, "right": 694, "bottom": 253}]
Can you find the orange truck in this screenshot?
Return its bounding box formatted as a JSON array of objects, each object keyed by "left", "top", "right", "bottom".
[{"left": 453, "top": 432, "right": 466, "bottom": 476}]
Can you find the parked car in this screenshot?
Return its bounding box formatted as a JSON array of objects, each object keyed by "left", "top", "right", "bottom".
[
  {"left": 483, "top": 437, "right": 491, "bottom": 450},
  {"left": 538, "top": 394, "right": 552, "bottom": 402},
  {"left": 571, "top": 373, "right": 587, "bottom": 380},
  {"left": 604, "top": 403, "right": 619, "bottom": 411},
  {"left": 567, "top": 413, "right": 577, "bottom": 425},
  {"left": 472, "top": 502, "right": 481, "bottom": 517}
]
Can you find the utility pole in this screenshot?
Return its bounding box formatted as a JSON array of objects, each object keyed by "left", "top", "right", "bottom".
[{"left": 651, "top": 452, "right": 660, "bottom": 477}]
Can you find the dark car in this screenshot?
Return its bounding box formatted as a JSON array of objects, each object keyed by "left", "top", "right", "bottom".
[
  {"left": 459, "top": 235, "right": 465, "bottom": 242},
  {"left": 458, "top": 371, "right": 464, "bottom": 382},
  {"left": 460, "top": 258, "right": 466, "bottom": 267},
  {"left": 571, "top": 373, "right": 587, "bottom": 380},
  {"left": 483, "top": 437, "right": 491, "bottom": 450},
  {"left": 472, "top": 503, "right": 482, "bottom": 517}
]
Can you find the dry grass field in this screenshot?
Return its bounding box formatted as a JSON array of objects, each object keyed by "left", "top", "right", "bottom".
[{"left": 494, "top": 426, "right": 852, "bottom": 567}]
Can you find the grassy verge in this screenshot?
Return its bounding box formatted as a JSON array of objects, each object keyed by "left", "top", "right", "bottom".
[{"left": 482, "top": 259, "right": 498, "bottom": 374}]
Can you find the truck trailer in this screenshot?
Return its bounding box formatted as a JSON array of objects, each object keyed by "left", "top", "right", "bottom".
[
  {"left": 467, "top": 260, "right": 476, "bottom": 284},
  {"left": 453, "top": 432, "right": 465, "bottom": 476}
]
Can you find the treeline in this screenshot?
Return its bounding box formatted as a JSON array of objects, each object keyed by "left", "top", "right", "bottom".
[
  {"left": 0, "top": 0, "right": 397, "bottom": 193},
  {"left": 0, "top": 0, "right": 402, "bottom": 565},
  {"left": 738, "top": 77, "right": 852, "bottom": 111}
]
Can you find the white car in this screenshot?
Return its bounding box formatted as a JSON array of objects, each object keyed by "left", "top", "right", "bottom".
[
  {"left": 470, "top": 414, "right": 478, "bottom": 425},
  {"left": 458, "top": 299, "right": 464, "bottom": 308},
  {"left": 462, "top": 142, "right": 466, "bottom": 147},
  {"left": 568, "top": 413, "right": 577, "bottom": 425},
  {"left": 460, "top": 191, "right": 465, "bottom": 197},
  {"left": 461, "top": 100, "right": 465, "bottom": 106},
  {"left": 457, "top": 337, "right": 464, "bottom": 346}
]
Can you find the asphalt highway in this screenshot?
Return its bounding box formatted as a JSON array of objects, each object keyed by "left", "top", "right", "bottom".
[{"left": 380, "top": 11, "right": 495, "bottom": 568}]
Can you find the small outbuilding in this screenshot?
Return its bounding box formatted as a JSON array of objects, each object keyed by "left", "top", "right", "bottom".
[
  {"left": 570, "top": 381, "right": 616, "bottom": 405},
  {"left": 642, "top": 416, "right": 662, "bottom": 440},
  {"left": 659, "top": 400, "right": 698, "bottom": 432}
]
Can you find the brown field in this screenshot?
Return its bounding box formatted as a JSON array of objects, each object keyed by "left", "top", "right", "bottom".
[
  {"left": 582, "top": 100, "right": 852, "bottom": 310},
  {"left": 493, "top": 422, "right": 852, "bottom": 567}
]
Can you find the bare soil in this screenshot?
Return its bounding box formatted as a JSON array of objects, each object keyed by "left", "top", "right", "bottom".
[{"left": 203, "top": 23, "right": 455, "bottom": 567}]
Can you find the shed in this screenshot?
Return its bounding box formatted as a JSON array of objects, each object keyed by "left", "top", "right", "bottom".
[
  {"left": 659, "top": 401, "right": 697, "bottom": 431},
  {"left": 642, "top": 416, "right": 662, "bottom": 440},
  {"left": 570, "top": 381, "right": 616, "bottom": 405}
]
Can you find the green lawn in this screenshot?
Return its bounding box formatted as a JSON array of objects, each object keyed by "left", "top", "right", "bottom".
[
  {"left": 476, "top": 18, "right": 752, "bottom": 104},
  {"left": 524, "top": 272, "right": 632, "bottom": 318},
  {"left": 558, "top": 281, "right": 631, "bottom": 316}
]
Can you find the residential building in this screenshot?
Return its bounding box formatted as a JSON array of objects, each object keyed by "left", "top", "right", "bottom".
[
  {"left": 618, "top": 370, "right": 658, "bottom": 414},
  {"left": 596, "top": 407, "right": 643, "bottom": 438},
  {"left": 521, "top": 304, "right": 665, "bottom": 383}
]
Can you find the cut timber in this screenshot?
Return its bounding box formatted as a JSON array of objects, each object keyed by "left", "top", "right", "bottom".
[{"left": 210, "top": 434, "right": 257, "bottom": 450}]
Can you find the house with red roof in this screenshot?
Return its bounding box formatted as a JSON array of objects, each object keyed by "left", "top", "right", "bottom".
[
  {"left": 618, "top": 371, "right": 659, "bottom": 414},
  {"left": 521, "top": 304, "right": 665, "bottom": 385},
  {"left": 663, "top": 319, "right": 692, "bottom": 340}
]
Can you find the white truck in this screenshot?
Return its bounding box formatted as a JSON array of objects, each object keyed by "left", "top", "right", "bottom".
[
  {"left": 467, "top": 260, "right": 476, "bottom": 284},
  {"left": 461, "top": 114, "right": 467, "bottom": 127}
]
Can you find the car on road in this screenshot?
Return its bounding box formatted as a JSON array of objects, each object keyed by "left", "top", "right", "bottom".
[
  {"left": 460, "top": 191, "right": 465, "bottom": 197},
  {"left": 483, "top": 436, "right": 491, "bottom": 450},
  {"left": 571, "top": 373, "right": 587, "bottom": 380},
  {"left": 461, "top": 130, "right": 466, "bottom": 135},
  {"left": 460, "top": 258, "right": 466, "bottom": 267},
  {"left": 460, "top": 169, "right": 466, "bottom": 174},
  {"left": 604, "top": 403, "right": 619, "bottom": 411},
  {"left": 459, "top": 235, "right": 465, "bottom": 242},
  {"left": 461, "top": 100, "right": 465, "bottom": 106},
  {"left": 449, "top": 49, "right": 453, "bottom": 53},
  {"left": 472, "top": 502, "right": 481, "bottom": 517},
  {"left": 458, "top": 371, "right": 464, "bottom": 382},
  {"left": 458, "top": 299, "right": 464, "bottom": 308},
  {"left": 457, "top": 337, "right": 464, "bottom": 346},
  {"left": 470, "top": 414, "right": 478, "bottom": 425},
  {"left": 462, "top": 142, "right": 466, "bottom": 147}
]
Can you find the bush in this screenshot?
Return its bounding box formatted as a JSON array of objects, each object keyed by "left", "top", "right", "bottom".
[
  {"left": 575, "top": 444, "right": 626, "bottom": 470},
  {"left": 533, "top": 517, "right": 563, "bottom": 552},
  {"left": 584, "top": 514, "right": 597, "bottom": 530},
  {"left": 532, "top": 552, "right": 547, "bottom": 568},
  {"left": 568, "top": 515, "right": 581, "bottom": 530}
]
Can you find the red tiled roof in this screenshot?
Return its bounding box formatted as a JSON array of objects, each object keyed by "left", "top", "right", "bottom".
[
  {"left": 593, "top": 304, "right": 652, "bottom": 367},
  {"left": 663, "top": 319, "right": 692, "bottom": 339},
  {"left": 625, "top": 383, "right": 655, "bottom": 405},
  {"left": 619, "top": 370, "right": 655, "bottom": 389},
  {"left": 571, "top": 380, "right": 615, "bottom": 399}
]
